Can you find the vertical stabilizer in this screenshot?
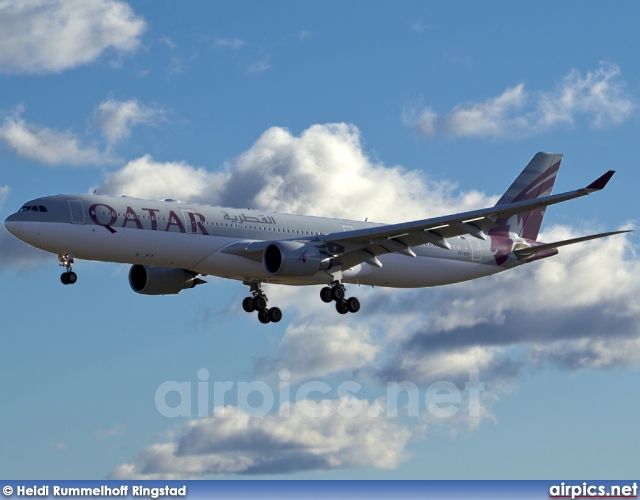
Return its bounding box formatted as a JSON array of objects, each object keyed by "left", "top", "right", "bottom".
[{"left": 490, "top": 152, "right": 562, "bottom": 240}]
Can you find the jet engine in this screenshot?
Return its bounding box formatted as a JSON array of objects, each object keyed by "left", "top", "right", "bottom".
[
  {"left": 129, "top": 265, "right": 205, "bottom": 295},
  {"left": 263, "top": 241, "right": 332, "bottom": 277}
]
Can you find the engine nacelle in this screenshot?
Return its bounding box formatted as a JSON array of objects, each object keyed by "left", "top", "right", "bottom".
[
  {"left": 129, "top": 265, "right": 203, "bottom": 295},
  {"left": 263, "top": 241, "right": 332, "bottom": 277}
]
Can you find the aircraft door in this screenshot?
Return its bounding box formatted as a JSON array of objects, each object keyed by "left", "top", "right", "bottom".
[
  {"left": 68, "top": 200, "right": 85, "bottom": 224},
  {"left": 470, "top": 237, "right": 482, "bottom": 262}
]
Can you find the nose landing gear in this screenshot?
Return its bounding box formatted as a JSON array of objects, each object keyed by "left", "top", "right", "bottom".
[
  {"left": 320, "top": 281, "right": 360, "bottom": 314},
  {"left": 242, "top": 282, "right": 282, "bottom": 324},
  {"left": 58, "top": 253, "right": 77, "bottom": 285}
]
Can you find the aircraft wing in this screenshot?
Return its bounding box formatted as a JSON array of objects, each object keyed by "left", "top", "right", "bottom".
[
  {"left": 222, "top": 170, "right": 615, "bottom": 268},
  {"left": 316, "top": 170, "right": 616, "bottom": 268}
]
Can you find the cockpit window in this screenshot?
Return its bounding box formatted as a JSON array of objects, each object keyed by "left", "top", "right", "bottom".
[{"left": 17, "top": 205, "right": 48, "bottom": 213}]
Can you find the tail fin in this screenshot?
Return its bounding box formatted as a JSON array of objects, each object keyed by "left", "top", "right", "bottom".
[{"left": 490, "top": 152, "right": 563, "bottom": 240}]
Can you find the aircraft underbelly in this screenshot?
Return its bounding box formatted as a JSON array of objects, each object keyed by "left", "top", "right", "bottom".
[
  {"left": 353, "top": 253, "right": 502, "bottom": 288},
  {"left": 17, "top": 222, "right": 226, "bottom": 269},
  {"left": 195, "top": 249, "right": 501, "bottom": 287}
]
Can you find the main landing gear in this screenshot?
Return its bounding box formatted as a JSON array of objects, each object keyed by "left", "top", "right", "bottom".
[
  {"left": 58, "top": 253, "right": 77, "bottom": 285},
  {"left": 320, "top": 280, "right": 360, "bottom": 314},
  {"left": 242, "top": 282, "right": 282, "bottom": 324}
]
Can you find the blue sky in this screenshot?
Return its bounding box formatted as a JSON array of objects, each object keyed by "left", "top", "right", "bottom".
[{"left": 1, "top": 0, "right": 639, "bottom": 479}]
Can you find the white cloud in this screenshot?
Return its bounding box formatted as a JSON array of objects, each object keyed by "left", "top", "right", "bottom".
[
  {"left": 384, "top": 226, "right": 640, "bottom": 382},
  {"left": 260, "top": 317, "right": 379, "bottom": 381},
  {"left": 110, "top": 400, "right": 411, "bottom": 478},
  {"left": 538, "top": 64, "right": 636, "bottom": 128},
  {"left": 0, "top": 225, "right": 53, "bottom": 270},
  {"left": 404, "top": 62, "right": 636, "bottom": 139},
  {"left": 0, "top": 0, "right": 146, "bottom": 74},
  {"left": 246, "top": 57, "right": 270, "bottom": 75},
  {"left": 407, "top": 84, "right": 528, "bottom": 139},
  {"left": 97, "top": 123, "right": 494, "bottom": 222},
  {"left": 431, "top": 225, "right": 639, "bottom": 330},
  {"left": 96, "top": 154, "right": 222, "bottom": 198},
  {"left": 0, "top": 185, "right": 9, "bottom": 212},
  {"left": 0, "top": 107, "right": 110, "bottom": 166},
  {"left": 0, "top": 188, "right": 48, "bottom": 274},
  {"left": 167, "top": 56, "right": 186, "bottom": 75},
  {"left": 96, "top": 98, "right": 163, "bottom": 148},
  {"left": 408, "top": 20, "right": 434, "bottom": 33},
  {"left": 214, "top": 37, "right": 246, "bottom": 49},
  {"left": 529, "top": 336, "right": 640, "bottom": 371},
  {"left": 391, "top": 345, "right": 503, "bottom": 382},
  {"left": 0, "top": 99, "right": 159, "bottom": 167},
  {"left": 95, "top": 424, "right": 125, "bottom": 440},
  {"left": 159, "top": 37, "right": 176, "bottom": 49}
]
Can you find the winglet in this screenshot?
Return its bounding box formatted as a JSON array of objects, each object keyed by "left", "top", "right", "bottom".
[{"left": 586, "top": 170, "right": 615, "bottom": 191}]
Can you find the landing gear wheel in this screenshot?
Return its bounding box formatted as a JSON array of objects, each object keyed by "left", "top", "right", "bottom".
[
  {"left": 269, "top": 307, "right": 282, "bottom": 323},
  {"left": 258, "top": 309, "right": 271, "bottom": 324},
  {"left": 320, "top": 287, "right": 333, "bottom": 303},
  {"left": 332, "top": 286, "right": 345, "bottom": 301},
  {"left": 346, "top": 297, "right": 360, "bottom": 313},
  {"left": 254, "top": 296, "right": 267, "bottom": 311},
  {"left": 243, "top": 282, "right": 283, "bottom": 325},
  {"left": 242, "top": 297, "right": 256, "bottom": 313},
  {"left": 336, "top": 300, "right": 349, "bottom": 314},
  {"left": 58, "top": 253, "right": 77, "bottom": 285}
]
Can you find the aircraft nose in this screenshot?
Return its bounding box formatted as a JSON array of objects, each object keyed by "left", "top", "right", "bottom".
[
  {"left": 4, "top": 212, "right": 22, "bottom": 237},
  {"left": 4, "top": 215, "right": 16, "bottom": 233}
]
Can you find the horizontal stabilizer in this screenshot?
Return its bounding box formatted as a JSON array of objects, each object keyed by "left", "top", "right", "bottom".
[{"left": 514, "top": 230, "right": 631, "bottom": 258}]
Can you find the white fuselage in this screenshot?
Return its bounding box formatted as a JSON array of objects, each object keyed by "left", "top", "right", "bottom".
[{"left": 4, "top": 194, "right": 516, "bottom": 288}]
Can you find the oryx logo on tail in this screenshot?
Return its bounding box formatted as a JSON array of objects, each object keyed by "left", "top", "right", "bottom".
[{"left": 489, "top": 153, "right": 562, "bottom": 265}]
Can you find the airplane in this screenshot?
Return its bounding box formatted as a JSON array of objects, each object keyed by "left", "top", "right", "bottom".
[{"left": 3, "top": 152, "right": 628, "bottom": 324}]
